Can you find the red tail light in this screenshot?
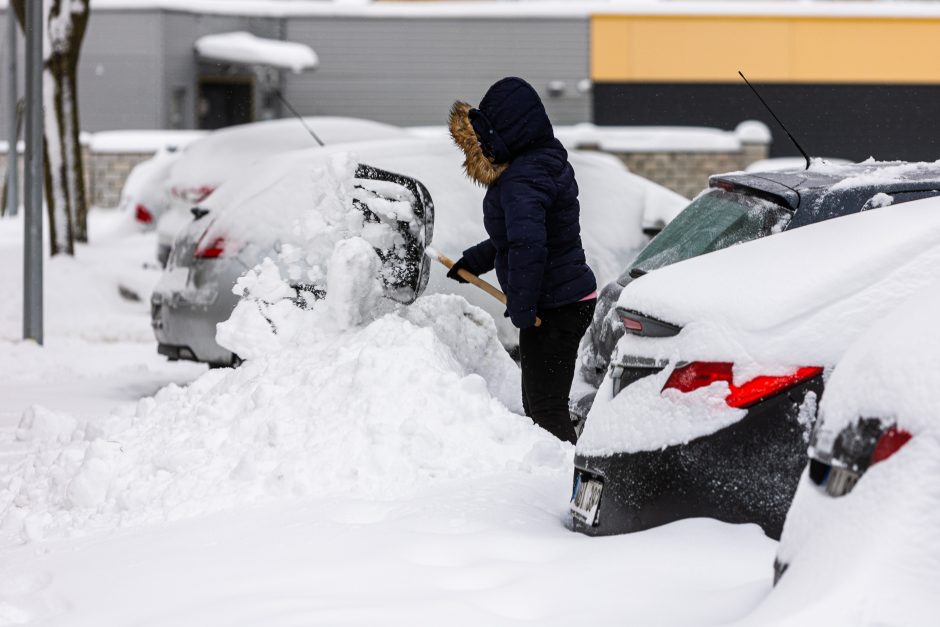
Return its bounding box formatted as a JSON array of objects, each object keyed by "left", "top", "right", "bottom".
[
  {"left": 662, "top": 362, "right": 823, "bottom": 409},
  {"left": 870, "top": 426, "right": 912, "bottom": 465},
  {"left": 621, "top": 316, "right": 643, "bottom": 332},
  {"left": 194, "top": 235, "right": 225, "bottom": 259},
  {"left": 135, "top": 204, "right": 154, "bottom": 224}
]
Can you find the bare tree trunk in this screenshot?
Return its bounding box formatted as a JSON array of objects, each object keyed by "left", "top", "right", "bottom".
[
  {"left": 1, "top": 100, "right": 24, "bottom": 217},
  {"left": 12, "top": 0, "right": 90, "bottom": 254}
]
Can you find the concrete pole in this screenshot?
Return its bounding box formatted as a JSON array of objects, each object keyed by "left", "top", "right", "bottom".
[
  {"left": 6, "top": 9, "right": 18, "bottom": 217},
  {"left": 23, "top": 0, "right": 42, "bottom": 344}
]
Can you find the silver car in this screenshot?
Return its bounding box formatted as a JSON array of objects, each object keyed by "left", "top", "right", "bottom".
[{"left": 152, "top": 137, "right": 680, "bottom": 366}]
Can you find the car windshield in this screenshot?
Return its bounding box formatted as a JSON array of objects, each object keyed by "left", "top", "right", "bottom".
[{"left": 619, "top": 188, "right": 792, "bottom": 285}]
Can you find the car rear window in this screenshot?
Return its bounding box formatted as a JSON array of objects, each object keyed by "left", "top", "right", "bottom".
[{"left": 621, "top": 189, "right": 792, "bottom": 285}]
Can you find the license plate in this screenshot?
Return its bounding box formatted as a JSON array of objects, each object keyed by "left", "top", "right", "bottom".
[
  {"left": 824, "top": 466, "right": 860, "bottom": 497},
  {"left": 570, "top": 472, "right": 603, "bottom": 526}
]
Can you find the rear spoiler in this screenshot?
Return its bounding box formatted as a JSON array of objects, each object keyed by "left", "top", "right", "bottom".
[{"left": 708, "top": 174, "right": 800, "bottom": 211}]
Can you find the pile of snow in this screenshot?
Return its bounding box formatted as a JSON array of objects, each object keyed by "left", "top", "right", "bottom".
[
  {"left": 0, "top": 244, "right": 567, "bottom": 542},
  {"left": 195, "top": 31, "right": 318, "bottom": 73},
  {"left": 579, "top": 197, "right": 940, "bottom": 456},
  {"left": 197, "top": 151, "right": 425, "bottom": 303},
  {"left": 743, "top": 283, "right": 940, "bottom": 626}
]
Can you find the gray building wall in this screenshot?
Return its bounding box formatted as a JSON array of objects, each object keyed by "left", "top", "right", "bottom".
[
  {"left": 77, "top": 10, "right": 166, "bottom": 131},
  {"left": 1, "top": 8, "right": 591, "bottom": 141},
  {"left": 162, "top": 11, "right": 281, "bottom": 130},
  {"left": 283, "top": 17, "right": 591, "bottom": 127}
]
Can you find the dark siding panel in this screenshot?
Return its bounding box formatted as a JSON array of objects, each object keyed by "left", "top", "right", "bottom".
[{"left": 595, "top": 82, "right": 940, "bottom": 162}]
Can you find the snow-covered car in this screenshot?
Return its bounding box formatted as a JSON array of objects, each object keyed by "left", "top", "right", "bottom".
[
  {"left": 571, "top": 160, "right": 940, "bottom": 427},
  {"left": 571, "top": 193, "right": 940, "bottom": 540},
  {"left": 760, "top": 284, "right": 940, "bottom": 625},
  {"left": 152, "top": 137, "right": 681, "bottom": 366},
  {"left": 154, "top": 117, "right": 410, "bottom": 265},
  {"left": 118, "top": 145, "right": 187, "bottom": 229}
]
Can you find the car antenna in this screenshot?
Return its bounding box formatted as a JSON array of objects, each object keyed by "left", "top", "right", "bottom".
[
  {"left": 273, "top": 89, "right": 325, "bottom": 147},
  {"left": 738, "top": 70, "right": 811, "bottom": 170}
]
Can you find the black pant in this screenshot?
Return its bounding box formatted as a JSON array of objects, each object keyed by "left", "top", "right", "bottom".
[{"left": 520, "top": 298, "right": 596, "bottom": 444}]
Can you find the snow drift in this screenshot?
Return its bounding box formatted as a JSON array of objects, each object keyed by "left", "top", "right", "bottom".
[{"left": 0, "top": 238, "right": 566, "bottom": 543}]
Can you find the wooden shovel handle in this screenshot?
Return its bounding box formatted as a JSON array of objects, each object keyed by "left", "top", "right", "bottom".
[{"left": 435, "top": 252, "right": 542, "bottom": 328}]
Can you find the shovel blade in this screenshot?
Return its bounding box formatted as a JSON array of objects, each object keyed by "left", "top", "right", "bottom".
[{"left": 352, "top": 164, "right": 435, "bottom": 305}]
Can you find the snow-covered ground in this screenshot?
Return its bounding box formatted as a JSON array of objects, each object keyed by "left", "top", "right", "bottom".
[{"left": 0, "top": 209, "right": 779, "bottom": 625}]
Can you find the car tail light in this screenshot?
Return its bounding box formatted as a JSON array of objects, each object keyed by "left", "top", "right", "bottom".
[
  {"left": 662, "top": 362, "right": 823, "bottom": 409},
  {"left": 870, "top": 426, "right": 912, "bottom": 465},
  {"left": 621, "top": 315, "right": 643, "bottom": 333},
  {"left": 135, "top": 204, "right": 154, "bottom": 224},
  {"left": 194, "top": 235, "right": 225, "bottom": 259},
  {"left": 616, "top": 308, "right": 681, "bottom": 337}
]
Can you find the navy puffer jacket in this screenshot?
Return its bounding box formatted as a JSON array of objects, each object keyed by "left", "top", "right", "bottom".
[{"left": 449, "top": 77, "right": 596, "bottom": 329}]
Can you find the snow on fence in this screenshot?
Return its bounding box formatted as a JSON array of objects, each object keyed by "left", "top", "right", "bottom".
[{"left": 0, "top": 123, "right": 770, "bottom": 210}]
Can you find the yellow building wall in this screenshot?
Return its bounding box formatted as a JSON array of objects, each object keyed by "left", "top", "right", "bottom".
[{"left": 592, "top": 15, "right": 940, "bottom": 84}]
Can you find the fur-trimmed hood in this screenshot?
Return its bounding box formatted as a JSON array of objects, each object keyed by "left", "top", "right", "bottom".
[
  {"left": 449, "top": 77, "right": 555, "bottom": 187},
  {"left": 449, "top": 100, "right": 507, "bottom": 187}
]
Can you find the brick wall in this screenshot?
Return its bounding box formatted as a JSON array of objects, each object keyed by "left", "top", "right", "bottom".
[
  {"left": 88, "top": 151, "right": 153, "bottom": 208},
  {"left": 0, "top": 147, "right": 150, "bottom": 210},
  {"left": 610, "top": 143, "right": 768, "bottom": 199}
]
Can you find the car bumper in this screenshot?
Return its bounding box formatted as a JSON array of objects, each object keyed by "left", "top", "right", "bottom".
[
  {"left": 570, "top": 375, "right": 824, "bottom": 540},
  {"left": 151, "top": 262, "right": 244, "bottom": 366}
]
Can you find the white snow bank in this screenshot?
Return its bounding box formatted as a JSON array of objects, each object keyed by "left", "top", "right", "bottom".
[
  {"left": 0, "top": 278, "right": 569, "bottom": 542},
  {"left": 88, "top": 130, "right": 205, "bottom": 154},
  {"left": 745, "top": 433, "right": 940, "bottom": 627},
  {"left": 195, "top": 31, "right": 318, "bottom": 73}
]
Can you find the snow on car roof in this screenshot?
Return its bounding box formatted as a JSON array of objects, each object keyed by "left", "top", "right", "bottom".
[
  {"left": 165, "top": 117, "right": 408, "bottom": 192},
  {"left": 194, "top": 31, "right": 318, "bottom": 73},
  {"left": 815, "top": 282, "right": 940, "bottom": 436},
  {"left": 721, "top": 158, "right": 940, "bottom": 195},
  {"left": 615, "top": 195, "right": 940, "bottom": 368}
]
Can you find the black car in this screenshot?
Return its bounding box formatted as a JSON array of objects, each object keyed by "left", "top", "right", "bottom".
[
  {"left": 569, "top": 161, "right": 940, "bottom": 539},
  {"left": 571, "top": 162, "right": 940, "bottom": 429}
]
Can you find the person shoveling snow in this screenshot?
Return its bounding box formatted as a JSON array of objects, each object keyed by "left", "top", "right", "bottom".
[{"left": 0, "top": 154, "right": 570, "bottom": 545}]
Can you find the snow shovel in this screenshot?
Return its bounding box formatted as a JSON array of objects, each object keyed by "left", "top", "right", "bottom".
[
  {"left": 429, "top": 249, "right": 542, "bottom": 327},
  {"left": 352, "top": 164, "right": 435, "bottom": 305}
]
